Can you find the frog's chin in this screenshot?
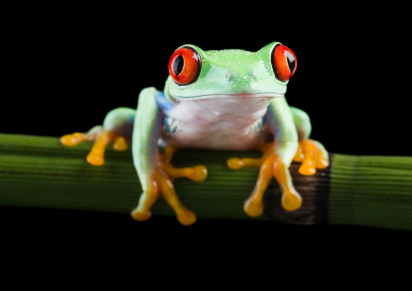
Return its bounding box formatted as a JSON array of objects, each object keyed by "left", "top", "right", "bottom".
[{"left": 171, "top": 93, "right": 283, "bottom": 117}]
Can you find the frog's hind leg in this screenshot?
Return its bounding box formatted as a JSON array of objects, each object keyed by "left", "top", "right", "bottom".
[
  {"left": 60, "top": 107, "right": 136, "bottom": 166},
  {"left": 290, "top": 107, "right": 329, "bottom": 175}
]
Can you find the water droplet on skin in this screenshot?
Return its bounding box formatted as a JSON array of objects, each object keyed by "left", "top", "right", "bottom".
[{"left": 212, "top": 110, "right": 220, "bottom": 116}]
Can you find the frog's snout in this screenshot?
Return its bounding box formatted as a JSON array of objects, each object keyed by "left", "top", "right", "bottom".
[
  {"left": 225, "top": 71, "right": 258, "bottom": 83},
  {"left": 225, "top": 72, "right": 232, "bottom": 81}
]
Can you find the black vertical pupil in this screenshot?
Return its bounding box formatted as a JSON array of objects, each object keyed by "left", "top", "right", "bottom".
[
  {"left": 173, "top": 55, "right": 184, "bottom": 76},
  {"left": 285, "top": 51, "right": 295, "bottom": 73}
]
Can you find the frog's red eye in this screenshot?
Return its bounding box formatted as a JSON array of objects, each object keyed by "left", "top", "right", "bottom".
[
  {"left": 168, "top": 47, "right": 201, "bottom": 85},
  {"left": 272, "top": 44, "right": 297, "bottom": 81}
]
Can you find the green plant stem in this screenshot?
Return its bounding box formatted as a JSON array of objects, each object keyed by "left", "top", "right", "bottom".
[{"left": 0, "top": 133, "right": 411, "bottom": 230}]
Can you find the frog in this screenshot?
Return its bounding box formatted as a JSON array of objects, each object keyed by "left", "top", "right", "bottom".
[{"left": 60, "top": 42, "right": 329, "bottom": 226}]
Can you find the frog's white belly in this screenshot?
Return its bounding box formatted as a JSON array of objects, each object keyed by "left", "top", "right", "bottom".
[{"left": 161, "top": 96, "right": 272, "bottom": 151}]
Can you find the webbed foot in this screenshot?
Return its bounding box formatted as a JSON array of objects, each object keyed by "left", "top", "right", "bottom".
[
  {"left": 228, "top": 143, "right": 302, "bottom": 216},
  {"left": 131, "top": 146, "right": 207, "bottom": 226},
  {"left": 60, "top": 126, "right": 129, "bottom": 166},
  {"left": 293, "top": 139, "right": 329, "bottom": 175}
]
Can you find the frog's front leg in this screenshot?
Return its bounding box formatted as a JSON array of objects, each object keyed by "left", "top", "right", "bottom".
[
  {"left": 131, "top": 88, "right": 207, "bottom": 226},
  {"left": 290, "top": 107, "right": 329, "bottom": 175},
  {"left": 228, "top": 98, "right": 304, "bottom": 216}
]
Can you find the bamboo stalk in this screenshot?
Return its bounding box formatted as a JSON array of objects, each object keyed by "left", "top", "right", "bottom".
[{"left": 0, "top": 133, "right": 411, "bottom": 230}]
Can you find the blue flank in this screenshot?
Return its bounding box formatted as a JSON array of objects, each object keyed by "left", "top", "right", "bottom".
[
  {"left": 155, "top": 91, "right": 182, "bottom": 135},
  {"left": 155, "top": 91, "right": 173, "bottom": 114},
  {"left": 260, "top": 116, "right": 266, "bottom": 128}
]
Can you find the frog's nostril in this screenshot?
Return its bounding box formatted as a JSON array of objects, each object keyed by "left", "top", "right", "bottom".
[
  {"left": 226, "top": 72, "right": 232, "bottom": 80},
  {"left": 249, "top": 72, "right": 258, "bottom": 81}
]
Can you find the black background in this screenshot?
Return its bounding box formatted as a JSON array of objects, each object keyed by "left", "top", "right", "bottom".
[{"left": 2, "top": 4, "right": 411, "bottom": 262}]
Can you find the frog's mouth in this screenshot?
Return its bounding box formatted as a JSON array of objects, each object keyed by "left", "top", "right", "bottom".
[
  {"left": 171, "top": 93, "right": 283, "bottom": 117},
  {"left": 171, "top": 92, "right": 284, "bottom": 100}
]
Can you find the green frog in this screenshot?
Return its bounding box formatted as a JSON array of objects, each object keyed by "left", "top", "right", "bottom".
[{"left": 61, "top": 42, "right": 329, "bottom": 225}]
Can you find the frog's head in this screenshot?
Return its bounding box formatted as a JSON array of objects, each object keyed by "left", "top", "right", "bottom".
[{"left": 164, "top": 42, "right": 297, "bottom": 117}]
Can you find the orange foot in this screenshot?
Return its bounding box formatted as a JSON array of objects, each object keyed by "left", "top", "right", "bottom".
[
  {"left": 293, "top": 139, "right": 329, "bottom": 175},
  {"left": 228, "top": 143, "right": 303, "bottom": 217},
  {"left": 131, "top": 146, "right": 207, "bottom": 226},
  {"left": 60, "top": 128, "right": 128, "bottom": 166}
]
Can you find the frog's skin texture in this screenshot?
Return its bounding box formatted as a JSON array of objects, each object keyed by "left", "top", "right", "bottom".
[{"left": 61, "top": 42, "right": 329, "bottom": 226}]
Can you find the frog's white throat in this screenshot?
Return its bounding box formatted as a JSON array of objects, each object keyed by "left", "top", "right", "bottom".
[{"left": 170, "top": 93, "right": 283, "bottom": 118}]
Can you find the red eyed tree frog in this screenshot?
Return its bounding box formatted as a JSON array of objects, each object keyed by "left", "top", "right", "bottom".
[{"left": 61, "top": 42, "right": 329, "bottom": 225}]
